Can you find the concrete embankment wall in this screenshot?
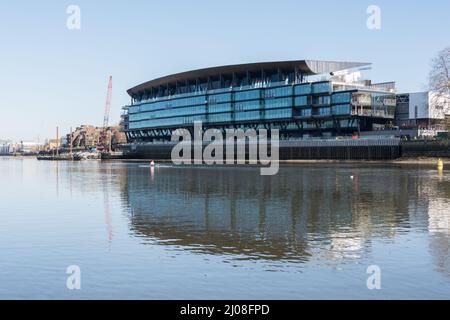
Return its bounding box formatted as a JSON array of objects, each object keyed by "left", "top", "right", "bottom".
[{"left": 123, "top": 139, "right": 403, "bottom": 161}]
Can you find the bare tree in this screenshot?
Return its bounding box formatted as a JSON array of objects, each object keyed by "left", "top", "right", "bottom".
[
  {"left": 429, "top": 48, "right": 450, "bottom": 131},
  {"left": 429, "top": 47, "right": 450, "bottom": 95}
]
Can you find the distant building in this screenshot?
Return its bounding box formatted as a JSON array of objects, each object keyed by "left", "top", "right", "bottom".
[
  {"left": 0, "top": 140, "right": 12, "bottom": 155},
  {"left": 66, "top": 125, "right": 101, "bottom": 149},
  {"left": 46, "top": 139, "right": 60, "bottom": 150},
  {"left": 18, "top": 141, "right": 42, "bottom": 154},
  {"left": 65, "top": 124, "right": 126, "bottom": 150},
  {"left": 396, "top": 91, "right": 450, "bottom": 129}
]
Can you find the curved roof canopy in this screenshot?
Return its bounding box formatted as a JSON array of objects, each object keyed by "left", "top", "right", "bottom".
[{"left": 127, "top": 60, "right": 370, "bottom": 96}]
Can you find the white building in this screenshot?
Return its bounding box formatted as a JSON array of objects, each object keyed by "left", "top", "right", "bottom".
[
  {"left": 396, "top": 91, "right": 450, "bottom": 128},
  {"left": 18, "top": 141, "right": 42, "bottom": 154}
]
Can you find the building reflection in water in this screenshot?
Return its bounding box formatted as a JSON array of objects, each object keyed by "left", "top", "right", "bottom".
[
  {"left": 426, "top": 182, "right": 450, "bottom": 279},
  {"left": 114, "top": 164, "right": 450, "bottom": 267}
]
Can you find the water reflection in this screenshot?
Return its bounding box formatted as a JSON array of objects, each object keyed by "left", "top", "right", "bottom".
[
  {"left": 2, "top": 159, "right": 450, "bottom": 298},
  {"left": 116, "top": 164, "right": 450, "bottom": 268}
]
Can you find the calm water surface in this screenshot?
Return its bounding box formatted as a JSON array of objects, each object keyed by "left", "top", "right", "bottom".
[{"left": 0, "top": 158, "right": 449, "bottom": 299}]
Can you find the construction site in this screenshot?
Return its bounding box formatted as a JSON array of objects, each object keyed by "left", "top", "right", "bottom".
[{"left": 37, "top": 76, "right": 126, "bottom": 160}]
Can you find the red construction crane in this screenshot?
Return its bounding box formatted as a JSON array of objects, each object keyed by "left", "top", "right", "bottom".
[
  {"left": 98, "top": 76, "right": 113, "bottom": 153},
  {"left": 103, "top": 76, "right": 113, "bottom": 128}
]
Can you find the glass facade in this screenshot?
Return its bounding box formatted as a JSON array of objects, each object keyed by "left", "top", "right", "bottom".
[
  {"left": 125, "top": 77, "right": 396, "bottom": 140},
  {"left": 128, "top": 86, "right": 297, "bottom": 129}
]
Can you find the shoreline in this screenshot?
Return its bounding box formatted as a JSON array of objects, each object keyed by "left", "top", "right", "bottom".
[{"left": 3, "top": 155, "right": 449, "bottom": 167}]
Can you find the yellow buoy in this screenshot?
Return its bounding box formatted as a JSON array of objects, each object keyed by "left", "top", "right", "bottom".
[{"left": 437, "top": 159, "right": 444, "bottom": 170}]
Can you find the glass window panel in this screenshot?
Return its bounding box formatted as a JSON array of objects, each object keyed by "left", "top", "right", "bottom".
[
  {"left": 312, "top": 96, "right": 331, "bottom": 105},
  {"left": 332, "top": 92, "right": 351, "bottom": 104},
  {"left": 208, "top": 93, "right": 232, "bottom": 104},
  {"left": 234, "top": 101, "right": 261, "bottom": 112},
  {"left": 264, "top": 97, "right": 292, "bottom": 109},
  {"left": 299, "top": 108, "right": 312, "bottom": 117},
  {"left": 264, "top": 108, "right": 292, "bottom": 120},
  {"left": 295, "top": 96, "right": 308, "bottom": 106},
  {"left": 234, "top": 110, "right": 262, "bottom": 121},
  {"left": 264, "top": 86, "right": 292, "bottom": 98},
  {"left": 234, "top": 89, "right": 261, "bottom": 101},
  {"left": 331, "top": 104, "right": 351, "bottom": 115},
  {"left": 208, "top": 103, "right": 233, "bottom": 113},
  {"left": 208, "top": 113, "right": 232, "bottom": 123},
  {"left": 294, "top": 84, "right": 312, "bottom": 95},
  {"left": 312, "top": 82, "right": 331, "bottom": 94}
]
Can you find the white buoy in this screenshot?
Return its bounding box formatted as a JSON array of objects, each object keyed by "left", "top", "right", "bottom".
[
  {"left": 150, "top": 161, "right": 155, "bottom": 167},
  {"left": 350, "top": 175, "right": 354, "bottom": 180}
]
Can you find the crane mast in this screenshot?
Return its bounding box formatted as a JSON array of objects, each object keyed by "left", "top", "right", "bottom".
[
  {"left": 103, "top": 76, "right": 112, "bottom": 129},
  {"left": 98, "top": 76, "right": 113, "bottom": 153}
]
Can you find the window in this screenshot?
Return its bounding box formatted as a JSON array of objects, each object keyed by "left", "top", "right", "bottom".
[
  {"left": 235, "top": 110, "right": 262, "bottom": 121},
  {"left": 312, "top": 82, "right": 331, "bottom": 94},
  {"left": 264, "top": 97, "right": 292, "bottom": 109},
  {"left": 129, "top": 114, "right": 208, "bottom": 129},
  {"left": 264, "top": 86, "right": 292, "bottom": 98},
  {"left": 234, "top": 89, "right": 261, "bottom": 101},
  {"left": 313, "top": 107, "right": 331, "bottom": 116},
  {"left": 208, "top": 103, "right": 233, "bottom": 113},
  {"left": 265, "top": 108, "right": 292, "bottom": 120},
  {"left": 331, "top": 105, "right": 351, "bottom": 115},
  {"left": 129, "top": 106, "right": 207, "bottom": 122},
  {"left": 295, "top": 96, "right": 308, "bottom": 106},
  {"left": 234, "top": 101, "right": 261, "bottom": 112},
  {"left": 332, "top": 92, "right": 351, "bottom": 104},
  {"left": 294, "top": 84, "right": 312, "bottom": 95},
  {"left": 135, "top": 95, "right": 207, "bottom": 113},
  {"left": 208, "top": 113, "right": 232, "bottom": 123},
  {"left": 312, "top": 96, "right": 330, "bottom": 105},
  {"left": 299, "top": 108, "right": 312, "bottom": 117},
  {"left": 208, "top": 93, "right": 232, "bottom": 104}
]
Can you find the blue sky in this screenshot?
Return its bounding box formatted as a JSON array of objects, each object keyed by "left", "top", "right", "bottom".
[{"left": 0, "top": 0, "right": 449, "bottom": 141}]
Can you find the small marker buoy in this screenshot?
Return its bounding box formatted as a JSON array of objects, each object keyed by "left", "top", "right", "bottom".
[
  {"left": 350, "top": 176, "right": 354, "bottom": 180},
  {"left": 150, "top": 161, "right": 155, "bottom": 167},
  {"left": 437, "top": 159, "right": 444, "bottom": 170}
]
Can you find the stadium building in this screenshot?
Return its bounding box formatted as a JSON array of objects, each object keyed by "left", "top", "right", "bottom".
[{"left": 122, "top": 60, "right": 397, "bottom": 142}]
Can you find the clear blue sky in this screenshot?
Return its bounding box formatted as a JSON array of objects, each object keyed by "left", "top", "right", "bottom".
[{"left": 0, "top": 0, "right": 449, "bottom": 141}]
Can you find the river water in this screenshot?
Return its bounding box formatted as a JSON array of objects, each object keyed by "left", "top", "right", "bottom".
[{"left": 0, "top": 158, "right": 449, "bottom": 299}]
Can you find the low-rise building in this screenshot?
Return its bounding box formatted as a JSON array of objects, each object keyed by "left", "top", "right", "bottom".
[
  {"left": 18, "top": 141, "right": 42, "bottom": 154},
  {"left": 46, "top": 139, "right": 60, "bottom": 150},
  {"left": 0, "top": 140, "right": 13, "bottom": 155},
  {"left": 396, "top": 91, "right": 450, "bottom": 129}
]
